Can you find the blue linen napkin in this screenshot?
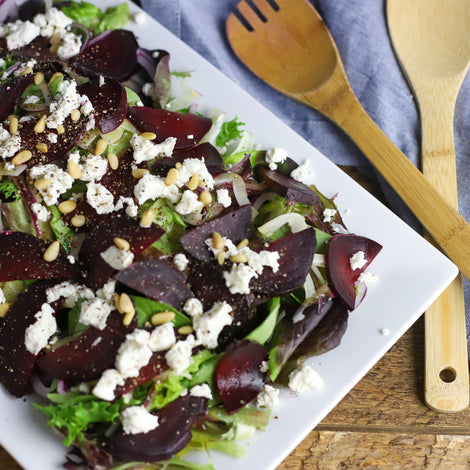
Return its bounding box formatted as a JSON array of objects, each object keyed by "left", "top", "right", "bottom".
[{"left": 141, "top": 0, "right": 470, "bottom": 350}]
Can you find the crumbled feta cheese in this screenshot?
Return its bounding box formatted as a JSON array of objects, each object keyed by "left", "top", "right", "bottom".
[
  {"left": 216, "top": 188, "right": 232, "bottom": 208},
  {"left": 96, "top": 280, "right": 117, "bottom": 303},
  {"left": 165, "top": 334, "right": 195, "bottom": 374},
  {"left": 24, "top": 303, "right": 57, "bottom": 355},
  {"left": 79, "top": 297, "right": 113, "bottom": 330},
  {"left": 175, "top": 158, "right": 214, "bottom": 190},
  {"left": 174, "top": 189, "right": 204, "bottom": 215},
  {"left": 131, "top": 134, "right": 176, "bottom": 163},
  {"left": 92, "top": 369, "right": 124, "bottom": 401},
  {"left": 173, "top": 253, "right": 189, "bottom": 271},
  {"left": 380, "top": 328, "right": 390, "bottom": 336},
  {"left": 223, "top": 263, "right": 257, "bottom": 295},
  {"left": 100, "top": 245, "right": 134, "bottom": 271},
  {"left": 34, "top": 7, "right": 73, "bottom": 38},
  {"left": 193, "top": 301, "right": 233, "bottom": 349},
  {"left": 86, "top": 182, "right": 115, "bottom": 214},
  {"left": 265, "top": 147, "right": 288, "bottom": 170},
  {"left": 23, "top": 95, "right": 41, "bottom": 105},
  {"left": 290, "top": 159, "right": 313, "bottom": 183},
  {"left": 133, "top": 173, "right": 180, "bottom": 205},
  {"left": 183, "top": 298, "right": 203, "bottom": 318},
  {"left": 0, "top": 288, "right": 5, "bottom": 305},
  {"left": 288, "top": 363, "right": 323, "bottom": 393},
  {"left": 31, "top": 202, "right": 50, "bottom": 222},
  {"left": 1, "top": 20, "right": 40, "bottom": 50},
  {"left": 121, "top": 406, "right": 159, "bottom": 435},
  {"left": 67, "top": 255, "right": 76, "bottom": 264},
  {"left": 46, "top": 281, "right": 94, "bottom": 308},
  {"left": 257, "top": 384, "right": 280, "bottom": 408},
  {"left": 350, "top": 251, "right": 367, "bottom": 270},
  {"left": 190, "top": 383, "right": 212, "bottom": 400},
  {"left": 47, "top": 132, "right": 58, "bottom": 144},
  {"left": 358, "top": 271, "right": 380, "bottom": 284},
  {"left": 56, "top": 32, "right": 81, "bottom": 59},
  {"left": 0, "top": 128, "right": 21, "bottom": 160},
  {"left": 323, "top": 208, "right": 337, "bottom": 223},
  {"left": 148, "top": 322, "right": 176, "bottom": 352},
  {"left": 68, "top": 152, "right": 108, "bottom": 182},
  {"left": 116, "top": 329, "right": 152, "bottom": 379},
  {"left": 29, "top": 164, "right": 74, "bottom": 206}
]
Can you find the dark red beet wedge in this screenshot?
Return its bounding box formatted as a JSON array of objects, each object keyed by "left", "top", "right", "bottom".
[
  {"left": 250, "top": 228, "right": 316, "bottom": 295},
  {"left": 115, "top": 259, "right": 193, "bottom": 310},
  {"left": 0, "top": 74, "right": 34, "bottom": 122},
  {"left": 98, "top": 150, "right": 136, "bottom": 200},
  {"left": 258, "top": 166, "right": 320, "bottom": 206},
  {"left": 79, "top": 214, "right": 164, "bottom": 289},
  {"left": 216, "top": 339, "right": 268, "bottom": 414},
  {"left": 36, "top": 311, "right": 136, "bottom": 385},
  {"left": 180, "top": 205, "right": 254, "bottom": 262},
  {"left": 71, "top": 30, "right": 138, "bottom": 80},
  {"left": 326, "top": 233, "right": 382, "bottom": 309},
  {"left": 126, "top": 106, "right": 212, "bottom": 149},
  {"left": 0, "top": 280, "right": 59, "bottom": 397},
  {"left": 106, "top": 395, "right": 208, "bottom": 462},
  {"left": 0, "top": 232, "right": 77, "bottom": 282},
  {"left": 152, "top": 142, "right": 224, "bottom": 176},
  {"left": 78, "top": 77, "right": 127, "bottom": 134}
]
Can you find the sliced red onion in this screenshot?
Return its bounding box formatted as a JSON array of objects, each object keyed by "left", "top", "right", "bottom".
[
  {"left": 252, "top": 191, "right": 277, "bottom": 210},
  {"left": 57, "top": 379, "right": 68, "bottom": 394},
  {"left": 227, "top": 152, "right": 251, "bottom": 172},
  {"left": 30, "top": 372, "right": 50, "bottom": 398},
  {"left": 232, "top": 174, "right": 250, "bottom": 206},
  {"left": 70, "top": 22, "right": 91, "bottom": 53},
  {"left": 136, "top": 47, "right": 157, "bottom": 78}
]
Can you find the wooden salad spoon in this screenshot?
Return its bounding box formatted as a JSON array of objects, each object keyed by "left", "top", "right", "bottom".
[
  {"left": 226, "top": 0, "right": 470, "bottom": 281},
  {"left": 387, "top": 0, "right": 470, "bottom": 412}
]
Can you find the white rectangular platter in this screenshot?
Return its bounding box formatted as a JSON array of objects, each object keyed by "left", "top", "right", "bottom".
[{"left": 0, "top": 1, "right": 459, "bottom": 469}]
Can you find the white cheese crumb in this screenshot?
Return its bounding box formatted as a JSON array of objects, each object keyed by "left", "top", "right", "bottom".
[
  {"left": 121, "top": 405, "right": 159, "bottom": 435},
  {"left": 193, "top": 301, "right": 233, "bottom": 349},
  {"left": 92, "top": 369, "right": 124, "bottom": 401},
  {"left": 29, "top": 164, "right": 74, "bottom": 206},
  {"left": 174, "top": 189, "right": 204, "bottom": 215},
  {"left": 350, "top": 251, "right": 367, "bottom": 271},
  {"left": 86, "top": 182, "right": 115, "bottom": 214},
  {"left": 68, "top": 152, "right": 108, "bottom": 182},
  {"left": 183, "top": 298, "right": 204, "bottom": 318},
  {"left": 46, "top": 281, "right": 94, "bottom": 309},
  {"left": 148, "top": 322, "right": 176, "bottom": 352},
  {"left": 288, "top": 363, "right": 323, "bottom": 393},
  {"left": 24, "top": 303, "right": 57, "bottom": 355},
  {"left": 131, "top": 134, "right": 176, "bottom": 163},
  {"left": 173, "top": 253, "right": 189, "bottom": 271},
  {"left": 257, "top": 384, "right": 280, "bottom": 408},
  {"left": 216, "top": 188, "right": 232, "bottom": 208},
  {"left": 56, "top": 31, "right": 82, "bottom": 59},
  {"left": 323, "top": 208, "right": 337, "bottom": 223},
  {"left": 358, "top": 271, "right": 380, "bottom": 284},
  {"left": 116, "top": 329, "right": 152, "bottom": 379},
  {"left": 190, "top": 383, "right": 212, "bottom": 400},
  {"left": 223, "top": 263, "right": 257, "bottom": 295},
  {"left": 380, "top": 328, "right": 390, "bottom": 336},
  {"left": 100, "top": 245, "right": 134, "bottom": 271},
  {"left": 0, "top": 288, "right": 5, "bottom": 305},
  {"left": 165, "top": 334, "right": 195, "bottom": 374},
  {"left": 79, "top": 297, "right": 113, "bottom": 331},
  {"left": 290, "top": 159, "right": 313, "bottom": 183},
  {"left": 133, "top": 173, "right": 180, "bottom": 205},
  {"left": 31, "top": 202, "right": 50, "bottom": 222},
  {"left": 265, "top": 147, "right": 288, "bottom": 170}
]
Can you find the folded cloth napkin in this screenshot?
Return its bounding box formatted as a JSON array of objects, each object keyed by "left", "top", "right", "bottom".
[{"left": 141, "top": 0, "right": 470, "bottom": 349}]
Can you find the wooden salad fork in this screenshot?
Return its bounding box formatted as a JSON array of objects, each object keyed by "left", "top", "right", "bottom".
[
  {"left": 225, "top": 0, "right": 470, "bottom": 281},
  {"left": 387, "top": 0, "right": 470, "bottom": 412}
]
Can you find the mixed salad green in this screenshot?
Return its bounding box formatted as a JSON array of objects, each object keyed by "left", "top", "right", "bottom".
[{"left": 0, "top": 1, "right": 382, "bottom": 468}]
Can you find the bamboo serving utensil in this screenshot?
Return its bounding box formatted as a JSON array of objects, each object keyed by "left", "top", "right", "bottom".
[
  {"left": 225, "top": 0, "right": 470, "bottom": 281},
  {"left": 387, "top": 0, "right": 470, "bottom": 412}
]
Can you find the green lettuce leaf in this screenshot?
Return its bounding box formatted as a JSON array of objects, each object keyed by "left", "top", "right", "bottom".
[
  {"left": 215, "top": 117, "right": 245, "bottom": 148},
  {"left": 131, "top": 296, "right": 191, "bottom": 328}
]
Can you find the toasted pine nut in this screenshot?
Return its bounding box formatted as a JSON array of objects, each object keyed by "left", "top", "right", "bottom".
[
  {"left": 119, "top": 293, "right": 134, "bottom": 314},
  {"left": 123, "top": 310, "right": 136, "bottom": 326},
  {"left": 187, "top": 174, "right": 199, "bottom": 190},
  {"left": 132, "top": 168, "right": 148, "bottom": 179},
  {"left": 107, "top": 152, "right": 119, "bottom": 170},
  {"left": 175, "top": 162, "right": 182, "bottom": 169},
  {"left": 71, "top": 214, "right": 86, "bottom": 227},
  {"left": 0, "top": 303, "right": 10, "bottom": 318},
  {"left": 165, "top": 168, "right": 179, "bottom": 186},
  {"left": 140, "top": 209, "right": 153, "bottom": 227},
  {"left": 35, "top": 142, "right": 48, "bottom": 153},
  {"left": 58, "top": 200, "right": 77, "bottom": 215},
  {"left": 49, "top": 72, "right": 63, "bottom": 83},
  {"left": 9, "top": 116, "right": 18, "bottom": 135},
  {"left": 140, "top": 131, "right": 156, "bottom": 140},
  {"left": 217, "top": 251, "right": 225, "bottom": 265},
  {"left": 151, "top": 311, "right": 176, "bottom": 326},
  {"left": 199, "top": 191, "right": 212, "bottom": 206},
  {"left": 178, "top": 325, "right": 193, "bottom": 335},
  {"left": 12, "top": 150, "right": 32, "bottom": 165},
  {"left": 43, "top": 240, "right": 60, "bottom": 262},
  {"left": 34, "top": 115, "right": 47, "bottom": 134},
  {"left": 113, "top": 293, "right": 122, "bottom": 312},
  {"left": 49, "top": 32, "right": 61, "bottom": 45},
  {"left": 230, "top": 254, "right": 248, "bottom": 264},
  {"left": 21, "top": 66, "right": 33, "bottom": 76},
  {"left": 94, "top": 138, "right": 107, "bottom": 156},
  {"left": 212, "top": 232, "right": 224, "bottom": 250},
  {"left": 70, "top": 109, "right": 81, "bottom": 122},
  {"left": 49, "top": 44, "right": 59, "bottom": 55},
  {"left": 34, "top": 178, "right": 52, "bottom": 191},
  {"left": 237, "top": 239, "right": 249, "bottom": 249},
  {"left": 67, "top": 160, "right": 82, "bottom": 179},
  {"left": 114, "top": 237, "right": 130, "bottom": 251},
  {"left": 57, "top": 124, "right": 65, "bottom": 134},
  {"left": 34, "top": 72, "right": 45, "bottom": 85}
]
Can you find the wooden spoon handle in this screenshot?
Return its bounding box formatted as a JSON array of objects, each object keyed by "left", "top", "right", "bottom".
[{"left": 420, "top": 103, "right": 468, "bottom": 412}]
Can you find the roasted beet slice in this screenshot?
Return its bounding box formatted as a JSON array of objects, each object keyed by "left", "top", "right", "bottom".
[
  {"left": 0, "top": 280, "right": 59, "bottom": 396},
  {"left": 71, "top": 30, "right": 138, "bottom": 80},
  {"left": 258, "top": 166, "right": 320, "bottom": 206},
  {"left": 79, "top": 213, "right": 164, "bottom": 289},
  {"left": 115, "top": 259, "right": 193, "bottom": 310},
  {"left": 0, "top": 232, "right": 77, "bottom": 282},
  {"left": 106, "top": 395, "right": 208, "bottom": 462},
  {"left": 216, "top": 339, "right": 268, "bottom": 414},
  {"left": 0, "top": 74, "right": 34, "bottom": 122},
  {"left": 19, "top": 114, "right": 87, "bottom": 165},
  {"left": 98, "top": 150, "right": 136, "bottom": 200},
  {"left": 78, "top": 77, "right": 126, "bottom": 134},
  {"left": 250, "top": 228, "right": 316, "bottom": 295},
  {"left": 152, "top": 142, "right": 224, "bottom": 176},
  {"left": 36, "top": 311, "right": 136, "bottom": 385},
  {"left": 180, "top": 205, "right": 253, "bottom": 262},
  {"left": 127, "top": 106, "right": 212, "bottom": 149},
  {"left": 326, "top": 233, "right": 382, "bottom": 309}
]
